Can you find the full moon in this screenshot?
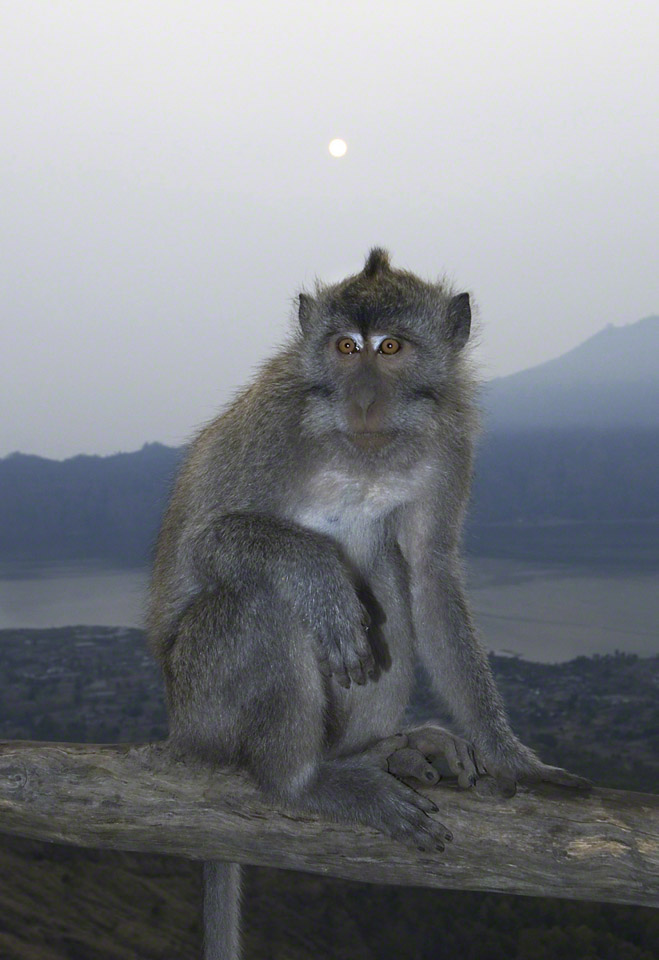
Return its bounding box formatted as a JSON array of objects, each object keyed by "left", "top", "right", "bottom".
[{"left": 328, "top": 138, "right": 347, "bottom": 158}]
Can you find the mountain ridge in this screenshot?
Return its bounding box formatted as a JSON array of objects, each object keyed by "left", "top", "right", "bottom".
[
  {"left": 483, "top": 314, "right": 659, "bottom": 430},
  {"left": 490, "top": 314, "right": 659, "bottom": 386}
]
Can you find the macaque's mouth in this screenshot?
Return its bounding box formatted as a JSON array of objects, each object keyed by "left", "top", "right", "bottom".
[{"left": 347, "top": 431, "right": 393, "bottom": 451}]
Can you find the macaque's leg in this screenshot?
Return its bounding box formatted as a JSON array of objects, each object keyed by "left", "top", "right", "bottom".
[
  {"left": 169, "top": 594, "right": 453, "bottom": 852},
  {"left": 411, "top": 563, "right": 591, "bottom": 790}
]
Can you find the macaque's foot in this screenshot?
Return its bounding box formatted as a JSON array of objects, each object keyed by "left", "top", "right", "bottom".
[
  {"left": 316, "top": 596, "right": 375, "bottom": 689},
  {"left": 403, "top": 724, "right": 484, "bottom": 789},
  {"left": 472, "top": 775, "right": 517, "bottom": 799},
  {"left": 518, "top": 762, "right": 592, "bottom": 791},
  {"left": 481, "top": 741, "right": 592, "bottom": 793},
  {"left": 361, "top": 736, "right": 453, "bottom": 852}
]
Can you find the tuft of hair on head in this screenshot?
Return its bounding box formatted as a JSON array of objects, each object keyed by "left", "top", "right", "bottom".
[{"left": 363, "top": 247, "right": 392, "bottom": 279}]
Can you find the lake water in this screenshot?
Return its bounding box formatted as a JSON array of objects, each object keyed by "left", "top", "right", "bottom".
[
  {"left": 0, "top": 562, "right": 151, "bottom": 632},
  {"left": 0, "top": 558, "right": 656, "bottom": 663}
]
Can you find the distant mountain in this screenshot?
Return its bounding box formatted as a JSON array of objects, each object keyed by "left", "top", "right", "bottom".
[
  {"left": 483, "top": 315, "right": 659, "bottom": 430},
  {"left": 0, "top": 317, "right": 657, "bottom": 566},
  {"left": 0, "top": 443, "right": 182, "bottom": 564},
  {"left": 471, "top": 426, "right": 658, "bottom": 520}
]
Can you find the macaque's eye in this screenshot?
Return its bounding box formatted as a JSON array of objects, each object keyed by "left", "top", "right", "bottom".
[
  {"left": 379, "top": 338, "right": 401, "bottom": 355},
  {"left": 337, "top": 337, "right": 360, "bottom": 355}
]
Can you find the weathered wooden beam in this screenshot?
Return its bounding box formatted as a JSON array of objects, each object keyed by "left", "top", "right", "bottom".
[{"left": 0, "top": 740, "right": 657, "bottom": 908}]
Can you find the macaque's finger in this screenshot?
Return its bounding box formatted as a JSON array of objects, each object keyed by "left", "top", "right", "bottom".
[
  {"left": 439, "top": 736, "right": 473, "bottom": 788},
  {"left": 344, "top": 652, "right": 367, "bottom": 686},
  {"left": 454, "top": 738, "right": 481, "bottom": 788},
  {"left": 329, "top": 654, "right": 351, "bottom": 688},
  {"left": 363, "top": 649, "right": 377, "bottom": 678},
  {"left": 352, "top": 631, "right": 377, "bottom": 682},
  {"left": 396, "top": 808, "right": 452, "bottom": 852},
  {"left": 320, "top": 634, "right": 364, "bottom": 688},
  {"left": 388, "top": 747, "right": 441, "bottom": 785},
  {"left": 383, "top": 779, "right": 452, "bottom": 852},
  {"left": 406, "top": 725, "right": 480, "bottom": 788}
]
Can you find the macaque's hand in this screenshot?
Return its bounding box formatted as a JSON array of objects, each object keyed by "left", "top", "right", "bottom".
[{"left": 314, "top": 586, "right": 375, "bottom": 689}]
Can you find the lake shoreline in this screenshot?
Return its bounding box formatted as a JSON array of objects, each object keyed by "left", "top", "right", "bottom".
[{"left": 0, "top": 556, "right": 656, "bottom": 663}]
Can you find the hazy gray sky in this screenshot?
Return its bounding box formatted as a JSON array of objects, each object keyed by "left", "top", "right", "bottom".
[{"left": 2, "top": 1, "right": 657, "bottom": 459}]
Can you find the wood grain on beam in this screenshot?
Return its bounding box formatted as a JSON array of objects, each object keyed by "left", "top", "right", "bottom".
[{"left": 0, "top": 740, "right": 656, "bottom": 908}]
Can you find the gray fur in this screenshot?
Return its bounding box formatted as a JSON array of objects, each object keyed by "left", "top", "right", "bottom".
[{"left": 148, "top": 250, "right": 587, "bottom": 960}]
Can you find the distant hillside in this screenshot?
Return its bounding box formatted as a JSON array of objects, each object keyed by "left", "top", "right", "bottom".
[
  {"left": 470, "top": 428, "right": 658, "bottom": 524},
  {"left": 1, "top": 430, "right": 656, "bottom": 567},
  {"left": 0, "top": 443, "right": 182, "bottom": 563},
  {"left": 483, "top": 315, "right": 659, "bottom": 430},
  {"left": 0, "top": 316, "right": 657, "bottom": 566}
]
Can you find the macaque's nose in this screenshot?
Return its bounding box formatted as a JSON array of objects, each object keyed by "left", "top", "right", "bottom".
[
  {"left": 349, "top": 383, "right": 384, "bottom": 431},
  {"left": 355, "top": 388, "right": 377, "bottom": 421}
]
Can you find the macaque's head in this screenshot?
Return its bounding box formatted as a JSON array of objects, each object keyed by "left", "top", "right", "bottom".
[{"left": 297, "top": 248, "right": 474, "bottom": 451}]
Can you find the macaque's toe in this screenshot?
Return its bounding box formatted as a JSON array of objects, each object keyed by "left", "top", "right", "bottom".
[
  {"left": 523, "top": 764, "right": 593, "bottom": 791},
  {"left": 474, "top": 775, "right": 517, "bottom": 799},
  {"left": 368, "top": 734, "right": 409, "bottom": 769},
  {"left": 387, "top": 747, "right": 441, "bottom": 785}
]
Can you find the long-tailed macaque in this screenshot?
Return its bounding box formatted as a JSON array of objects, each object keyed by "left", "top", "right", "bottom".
[{"left": 148, "top": 249, "right": 588, "bottom": 959}]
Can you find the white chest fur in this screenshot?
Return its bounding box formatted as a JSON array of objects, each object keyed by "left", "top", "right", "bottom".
[{"left": 292, "top": 462, "right": 433, "bottom": 560}]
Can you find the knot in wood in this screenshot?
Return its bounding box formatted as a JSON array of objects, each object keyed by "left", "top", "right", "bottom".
[{"left": 0, "top": 761, "right": 28, "bottom": 792}]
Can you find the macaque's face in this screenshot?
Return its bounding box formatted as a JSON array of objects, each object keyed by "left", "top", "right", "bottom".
[
  {"left": 325, "top": 329, "right": 419, "bottom": 449},
  {"left": 298, "top": 270, "right": 471, "bottom": 451}
]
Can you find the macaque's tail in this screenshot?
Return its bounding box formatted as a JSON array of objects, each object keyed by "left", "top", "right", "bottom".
[{"left": 203, "top": 861, "right": 241, "bottom": 960}]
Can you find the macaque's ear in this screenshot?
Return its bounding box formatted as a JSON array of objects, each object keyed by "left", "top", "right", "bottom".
[
  {"left": 447, "top": 293, "right": 471, "bottom": 350},
  {"left": 298, "top": 293, "right": 315, "bottom": 334}
]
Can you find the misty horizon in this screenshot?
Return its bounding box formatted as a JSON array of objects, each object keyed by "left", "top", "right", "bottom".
[
  {"left": 2, "top": 2, "right": 657, "bottom": 459},
  {"left": 0, "top": 315, "right": 659, "bottom": 461},
  {"left": 3, "top": 311, "right": 657, "bottom": 461}
]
